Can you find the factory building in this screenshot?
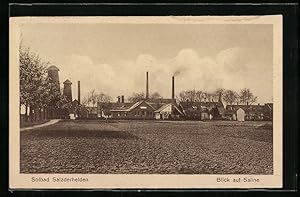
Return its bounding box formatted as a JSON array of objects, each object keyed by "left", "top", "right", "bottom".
[
  {"left": 98, "top": 72, "right": 183, "bottom": 120},
  {"left": 95, "top": 70, "right": 273, "bottom": 121}
]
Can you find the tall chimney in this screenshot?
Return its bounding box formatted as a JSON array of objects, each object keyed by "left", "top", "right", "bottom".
[
  {"left": 146, "top": 71, "right": 149, "bottom": 99},
  {"left": 117, "top": 96, "right": 121, "bottom": 103},
  {"left": 172, "top": 76, "right": 175, "bottom": 100},
  {"left": 78, "top": 81, "right": 81, "bottom": 104},
  {"left": 121, "top": 95, "right": 124, "bottom": 103}
]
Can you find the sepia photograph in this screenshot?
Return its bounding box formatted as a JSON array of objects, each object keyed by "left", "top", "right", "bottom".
[{"left": 9, "top": 16, "right": 282, "bottom": 189}]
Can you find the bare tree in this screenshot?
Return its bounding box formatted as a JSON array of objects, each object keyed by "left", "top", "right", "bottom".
[
  {"left": 223, "top": 90, "right": 239, "bottom": 105},
  {"left": 128, "top": 92, "right": 145, "bottom": 103},
  {"left": 214, "top": 88, "right": 225, "bottom": 101},
  {"left": 83, "top": 90, "right": 111, "bottom": 106},
  {"left": 150, "top": 92, "right": 163, "bottom": 100},
  {"left": 239, "top": 88, "right": 257, "bottom": 105},
  {"left": 96, "top": 92, "right": 112, "bottom": 103}
]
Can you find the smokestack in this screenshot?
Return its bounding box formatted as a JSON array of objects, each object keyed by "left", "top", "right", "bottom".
[
  {"left": 121, "top": 95, "right": 124, "bottom": 103},
  {"left": 78, "top": 81, "right": 81, "bottom": 104},
  {"left": 117, "top": 96, "right": 121, "bottom": 103},
  {"left": 172, "top": 76, "right": 175, "bottom": 100},
  {"left": 146, "top": 71, "right": 149, "bottom": 99}
]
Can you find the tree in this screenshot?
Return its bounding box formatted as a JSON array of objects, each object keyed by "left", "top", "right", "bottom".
[
  {"left": 88, "top": 89, "right": 98, "bottom": 107},
  {"left": 214, "top": 88, "right": 225, "bottom": 101},
  {"left": 96, "top": 92, "right": 112, "bottom": 103},
  {"left": 239, "top": 88, "right": 257, "bottom": 105},
  {"left": 83, "top": 90, "right": 112, "bottom": 107},
  {"left": 195, "top": 91, "right": 205, "bottom": 102},
  {"left": 178, "top": 90, "right": 212, "bottom": 102},
  {"left": 19, "top": 43, "right": 70, "bottom": 121},
  {"left": 128, "top": 92, "right": 145, "bottom": 103},
  {"left": 223, "top": 90, "right": 239, "bottom": 105},
  {"left": 19, "top": 44, "right": 51, "bottom": 121},
  {"left": 178, "top": 90, "right": 197, "bottom": 102},
  {"left": 149, "top": 92, "right": 162, "bottom": 100}
]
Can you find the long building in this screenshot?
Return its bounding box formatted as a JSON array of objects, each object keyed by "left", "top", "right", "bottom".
[{"left": 97, "top": 71, "right": 272, "bottom": 121}]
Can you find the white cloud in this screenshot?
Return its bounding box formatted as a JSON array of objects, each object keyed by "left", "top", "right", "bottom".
[{"left": 58, "top": 47, "right": 271, "bottom": 103}]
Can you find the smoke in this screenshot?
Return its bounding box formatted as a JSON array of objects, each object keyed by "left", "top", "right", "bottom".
[
  {"left": 173, "top": 70, "right": 181, "bottom": 77},
  {"left": 59, "top": 47, "right": 272, "bottom": 103}
]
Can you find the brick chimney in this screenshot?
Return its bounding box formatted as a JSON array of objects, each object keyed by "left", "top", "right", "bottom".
[
  {"left": 172, "top": 76, "right": 175, "bottom": 100},
  {"left": 146, "top": 71, "right": 149, "bottom": 99},
  {"left": 78, "top": 81, "right": 81, "bottom": 104}
]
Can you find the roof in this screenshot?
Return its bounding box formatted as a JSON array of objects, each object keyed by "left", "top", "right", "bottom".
[
  {"left": 154, "top": 103, "right": 184, "bottom": 115},
  {"left": 180, "top": 101, "right": 225, "bottom": 116},
  {"left": 98, "top": 99, "right": 177, "bottom": 112},
  {"left": 63, "top": 79, "right": 72, "bottom": 84},
  {"left": 146, "top": 98, "right": 175, "bottom": 104},
  {"left": 47, "top": 65, "right": 60, "bottom": 71},
  {"left": 98, "top": 102, "right": 134, "bottom": 110},
  {"left": 180, "top": 101, "right": 223, "bottom": 110},
  {"left": 265, "top": 103, "right": 273, "bottom": 110},
  {"left": 226, "top": 104, "right": 270, "bottom": 114},
  {"left": 109, "top": 100, "right": 156, "bottom": 112}
]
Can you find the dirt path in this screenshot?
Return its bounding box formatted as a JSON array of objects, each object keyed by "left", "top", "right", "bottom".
[{"left": 21, "top": 119, "right": 61, "bottom": 131}]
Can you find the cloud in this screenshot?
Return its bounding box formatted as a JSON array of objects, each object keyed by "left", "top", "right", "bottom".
[{"left": 58, "top": 47, "right": 271, "bottom": 103}]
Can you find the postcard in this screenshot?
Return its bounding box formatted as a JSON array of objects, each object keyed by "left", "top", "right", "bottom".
[{"left": 9, "top": 15, "right": 282, "bottom": 189}]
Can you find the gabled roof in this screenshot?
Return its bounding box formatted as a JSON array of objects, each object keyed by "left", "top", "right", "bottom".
[
  {"left": 154, "top": 103, "right": 184, "bottom": 115},
  {"left": 110, "top": 100, "right": 156, "bottom": 112}
]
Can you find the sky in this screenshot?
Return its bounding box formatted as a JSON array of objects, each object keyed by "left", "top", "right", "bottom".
[{"left": 20, "top": 22, "right": 273, "bottom": 103}]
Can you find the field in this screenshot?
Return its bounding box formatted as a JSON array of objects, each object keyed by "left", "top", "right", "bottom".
[{"left": 20, "top": 120, "right": 273, "bottom": 174}]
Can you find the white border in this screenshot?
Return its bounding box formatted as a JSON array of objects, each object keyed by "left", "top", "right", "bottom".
[{"left": 9, "top": 16, "right": 282, "bottom": 189}]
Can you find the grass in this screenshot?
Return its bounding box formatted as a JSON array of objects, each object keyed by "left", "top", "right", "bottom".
[
  {"left": 20, "top": 119, "right": 50, "bottom": 128},
  {"left": 20, "top": 120, "right": 273, "bottom": 174}
]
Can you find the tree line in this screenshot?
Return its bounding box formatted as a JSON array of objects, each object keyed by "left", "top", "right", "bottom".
[
  {"left": 82, "top": 90, "right": 163, "bottom": 106},
  {"left": 177, "top": 88, "right": 257, "bottom": 105},
  {"left": 83, "top": 88, "right": 257, "bottom": 106},
  {"left": 20, "top": 44, "right": 69, "bottom": 122}
]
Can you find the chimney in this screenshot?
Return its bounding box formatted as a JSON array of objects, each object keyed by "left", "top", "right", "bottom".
[
  {"left": 172, "top": 76, "right": 175, "bottom": 100},
  {"left": 78, "top": 81, "right": 81, "bottom": 104},
  {"left": 146, "top": 71, "right": 149, "bottom": 99},
  {"left": 121, "top": 95, "right": 124, "bottom": 103},
  {"left": 117, "top": 96, "right": 121, "bottom": 103}
]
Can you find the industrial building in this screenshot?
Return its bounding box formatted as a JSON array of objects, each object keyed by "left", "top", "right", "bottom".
[{"left": 45, "top": 66, "right": 272, "bottom": 121}]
